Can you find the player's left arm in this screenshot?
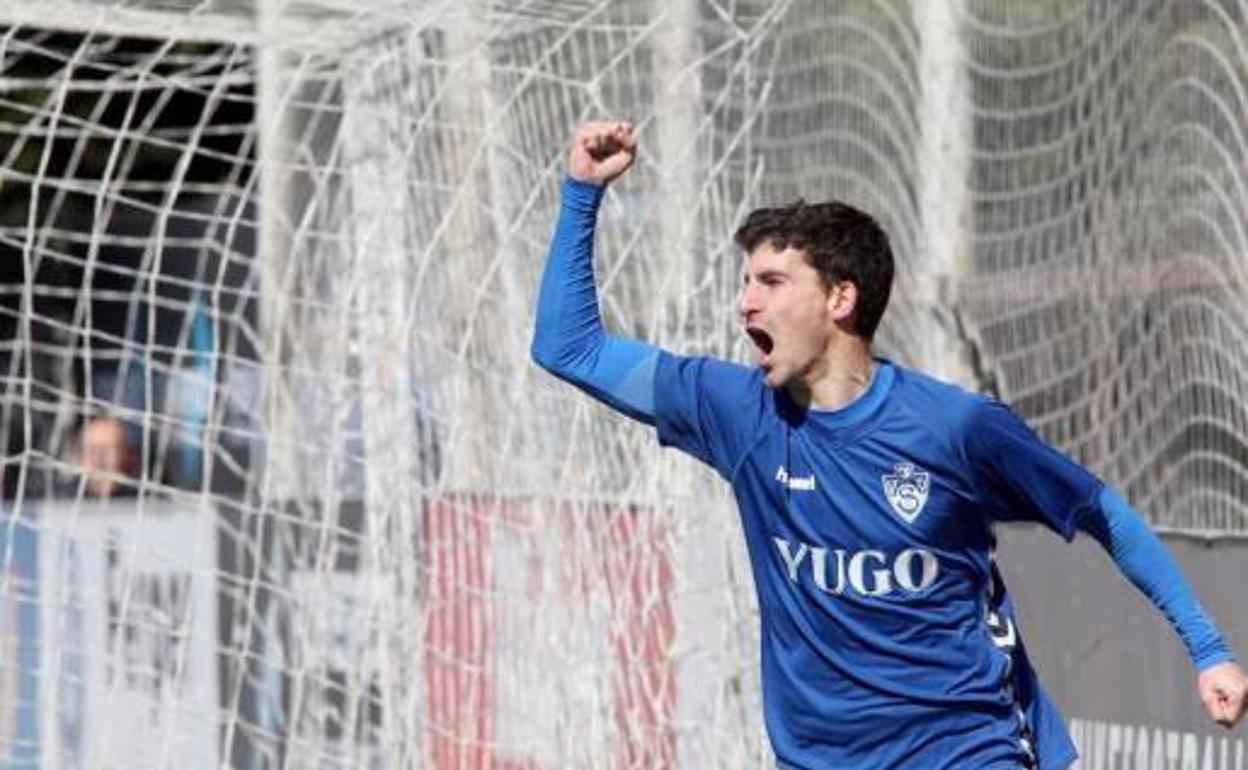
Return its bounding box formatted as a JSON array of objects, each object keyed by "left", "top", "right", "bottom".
[
  {"left": 965, "top": 399, "right": 1246, "bottom": 729},
  {"left": 1076, "top": 489, "right": 1247, "bottom": 729}
]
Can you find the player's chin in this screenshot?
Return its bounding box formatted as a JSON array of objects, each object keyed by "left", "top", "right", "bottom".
[{"left": 760, "top": 364, "right": 786, "bottom": 389}]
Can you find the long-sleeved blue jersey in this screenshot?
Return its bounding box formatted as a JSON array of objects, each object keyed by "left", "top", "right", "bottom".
[{"left": 532, "top": 177, "right": 1231, "bottom": 770}]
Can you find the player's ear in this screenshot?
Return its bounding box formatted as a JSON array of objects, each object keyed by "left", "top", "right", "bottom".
[{"left": 827, "top": 280, "right": 857, "bottom": 325}]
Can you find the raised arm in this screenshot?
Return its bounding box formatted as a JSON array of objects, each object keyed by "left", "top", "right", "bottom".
[
  {"left": 530, "top": 122, "right": 660, "bottom": 425},
  {"left": 1076, "top": 488, "right": 1247, "bottom": 728}
]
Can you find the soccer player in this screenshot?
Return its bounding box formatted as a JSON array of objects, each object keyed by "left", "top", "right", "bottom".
[{"left": 531, "top": 122, "right": 1246, "bottom": 769}]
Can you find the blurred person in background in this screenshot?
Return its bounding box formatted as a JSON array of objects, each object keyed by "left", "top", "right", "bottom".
[{"left": 75, "top": 412, "right": 139, "bottom": 498}]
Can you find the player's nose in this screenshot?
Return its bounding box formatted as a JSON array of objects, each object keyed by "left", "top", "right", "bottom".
[{"left": 738, "top": 281, "right": 762, "bottom": 319}]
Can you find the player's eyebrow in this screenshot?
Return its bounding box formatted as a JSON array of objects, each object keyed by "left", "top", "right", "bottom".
[{"left": 744, "top": 269, "right": 787, "bottom": 284}]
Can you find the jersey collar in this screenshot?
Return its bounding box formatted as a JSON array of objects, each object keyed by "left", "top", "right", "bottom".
[{"left": 777, "top": 359, "right": 895, "bottom": 432}]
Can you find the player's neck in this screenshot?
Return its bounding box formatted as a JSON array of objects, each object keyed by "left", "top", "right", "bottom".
[{"left": 787, "top": 336, "right": 876, "bottom": 411}]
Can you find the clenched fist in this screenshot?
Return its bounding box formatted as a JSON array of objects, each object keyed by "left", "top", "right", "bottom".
[
  {"left": 1199, "top": 661, "right": 1247, "bottom": 728},
  {"left": 568, "top": 121, "right": 636, "bottom": 186}
]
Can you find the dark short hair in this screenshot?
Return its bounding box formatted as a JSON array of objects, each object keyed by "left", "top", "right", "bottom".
[{"left": 734, "top": 200, "right": 894, "bottom": 339}]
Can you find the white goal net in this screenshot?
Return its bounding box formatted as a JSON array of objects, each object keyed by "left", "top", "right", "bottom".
[{"left": 0, "top": 1, "right": 1244, "bottom": 769}]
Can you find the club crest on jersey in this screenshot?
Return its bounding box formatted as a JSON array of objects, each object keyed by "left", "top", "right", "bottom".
[{"left": 882, "top": 462, "right": 930, "bottom": 524}]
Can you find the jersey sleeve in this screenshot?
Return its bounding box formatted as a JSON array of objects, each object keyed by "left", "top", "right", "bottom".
[
  {"left": 963, "top": 399, "right": 1103, "bottom": 540},
  {"left": 531, "top": 178, "right": 660, "bottom": 425},
  {"left": 653, "top": 352, "right": 766, "bottom": 480},
  {"left": 1078, "top": 487, "right": 1233, "bottom": 671}
]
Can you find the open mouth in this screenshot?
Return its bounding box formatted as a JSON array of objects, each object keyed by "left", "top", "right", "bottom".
[{"left": 746, "top": 326, "right": 774, "bottom": 364}]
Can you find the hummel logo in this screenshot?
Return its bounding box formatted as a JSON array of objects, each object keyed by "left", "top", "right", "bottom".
[
  {"left": 988, "top": 611, "right": 1018, "bottom": 650},
  {"left": 775, "top": 465, "right": 816, "bottom": 491}
]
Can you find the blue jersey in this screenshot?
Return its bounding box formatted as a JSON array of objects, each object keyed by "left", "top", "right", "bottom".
[
  {"left": 654, "top": 353, "right": 1103, "bottom": 770},
  {"left": 532, "top": 178, "right": 1232, "bottom": 769}
]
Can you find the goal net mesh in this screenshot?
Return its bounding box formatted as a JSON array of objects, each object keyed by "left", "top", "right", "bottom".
[{"left": 0, "top": 1, "right": 1243, "bottom": 768}]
